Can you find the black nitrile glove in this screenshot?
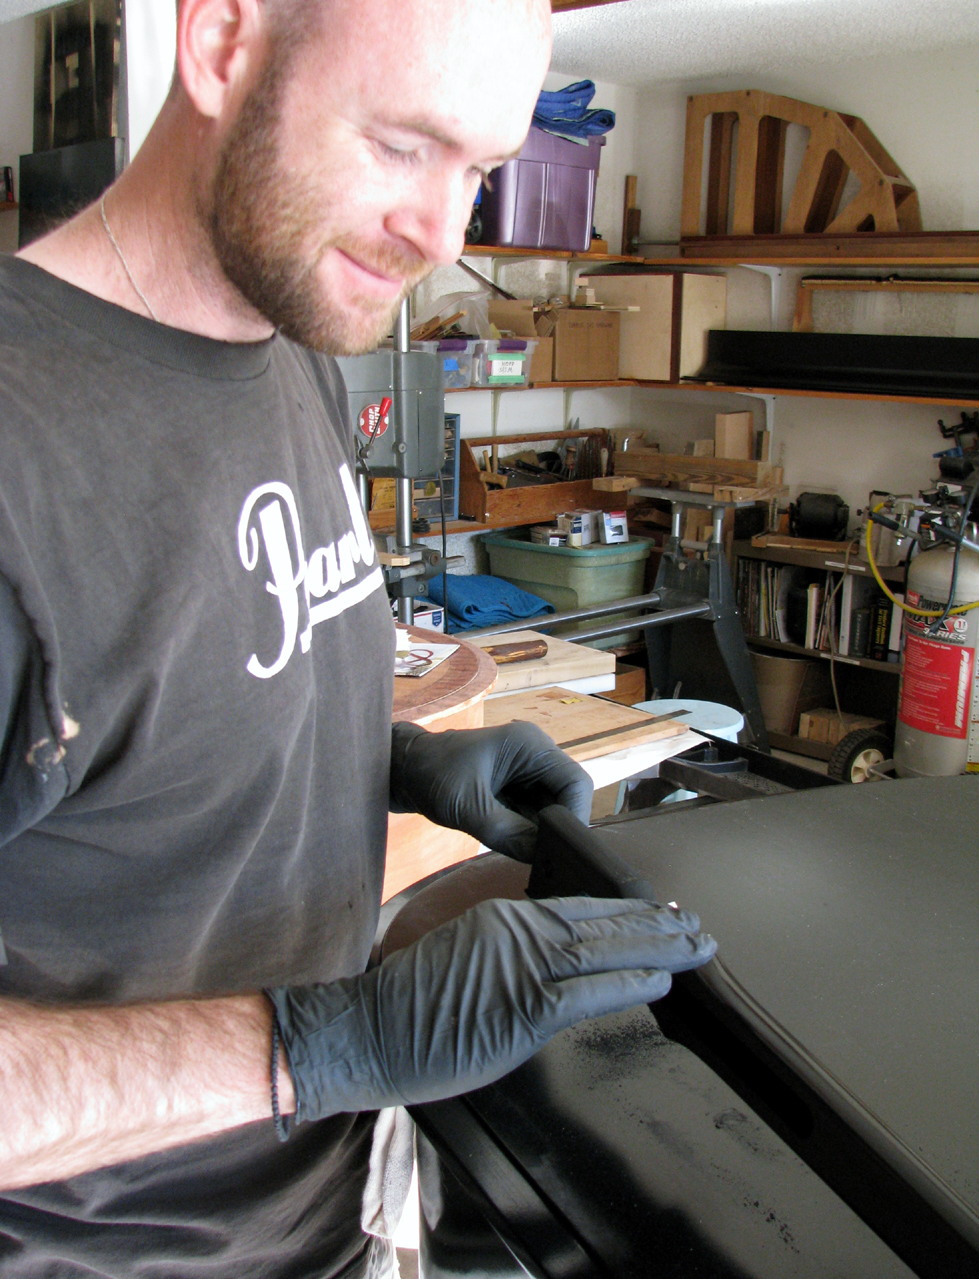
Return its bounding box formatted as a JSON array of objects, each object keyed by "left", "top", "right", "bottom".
[
  {"left": 390, "top": 721, "right": 593, "bottom": 861},
  {"left": 269, "top": 895, "right": 716, "bottom": 1124}
]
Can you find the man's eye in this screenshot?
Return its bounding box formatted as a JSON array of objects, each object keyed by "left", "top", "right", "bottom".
[{"left": 378, "top": 142, "right": 420, "bottom": 166}]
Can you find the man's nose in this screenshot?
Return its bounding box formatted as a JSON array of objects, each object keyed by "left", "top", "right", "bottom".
[{"left": 386, "top": 169, "right": 474, "bottom": 269}]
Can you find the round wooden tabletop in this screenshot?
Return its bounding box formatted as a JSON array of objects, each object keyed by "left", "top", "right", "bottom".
[{"left": 392, "top": 630, "right": 498, "bottom": 727}]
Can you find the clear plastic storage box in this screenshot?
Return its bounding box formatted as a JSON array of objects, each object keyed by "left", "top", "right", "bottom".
[
  {"left": 414, "top": 338, "right": 477, "bottom": 390},
  {"left": 472, "top": 339, "right": 538, "bottom": 387}
]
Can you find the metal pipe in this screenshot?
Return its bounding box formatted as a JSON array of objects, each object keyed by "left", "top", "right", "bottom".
[
  {"left": 671, "top": 504, "right": 683, "bottom": 540},
  {"left": 712, "top": 505, "right": 725, "bottom": 545},
  {"left": 395, "top": 295, "right": 411, "bottom": 353},
  {"left": 465, "top": 591, "right": 665, "bottom": 639},
  {"left": 393, "top": 296, "right": 413, "bottom": 623},
  {"left": 558, "top": 602, "right": 711, "bottom": 645}
]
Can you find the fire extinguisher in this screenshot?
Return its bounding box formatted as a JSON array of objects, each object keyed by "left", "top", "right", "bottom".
[
  {"left": 866, "top": 482, "right": 979, "bottom": 776},
  {"left": 893, "top": 542, "right": 979, "bottom": 777}
]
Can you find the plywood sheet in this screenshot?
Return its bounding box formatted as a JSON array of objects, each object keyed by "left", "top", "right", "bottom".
[
  {"left": 482, "top": 687, "right": 685, "bottom": 761},
  {"left": 469, "top": 630, "right": 615, "bottom": 695}
]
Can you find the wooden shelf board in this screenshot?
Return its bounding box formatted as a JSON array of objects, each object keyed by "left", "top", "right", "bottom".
[
  {"left": 461, "top": 244, "right": 643, "bottom": 264},
  {"left": 734, "top": 540, "right": 906, "bottom": 583},
  {"left": 767, "top": 730, "right": 835, "bottom": 762},
  {"left": 682, "top": 381, "right": 979, "bottom": 408},
  {"left": 448, "top": 377, "right": 979, "bottom": 406},
  {"left": 447, "top": 379, "right": 640, "bottom": 393},
  {"left": 647, "top": 255, "right": 979, "bottom": 269},
  {"left": 746, "top": 634, "right": 902, "bottom": 675},
  {"left": 1, "top": 202, "right": 18, "bottom": 213},
  {"left": 674, "top": 232, "right": 979, "bottom": 268}
]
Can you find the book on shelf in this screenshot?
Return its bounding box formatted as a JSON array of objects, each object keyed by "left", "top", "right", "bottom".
[
  {"left": 869, "top": 592, "right": 893, "bottom": 662},
  {"left": 805, "top": 580, "right": 823, "bottom": 649},
  {"left": 850, "top": 607, "right": 871, "bottom": 658},
  {"left": 888, "top": 593, "right": 905, "bottom": 659},
  {"left": 839, "top": 573, "right": 880, "bottom": 656}
]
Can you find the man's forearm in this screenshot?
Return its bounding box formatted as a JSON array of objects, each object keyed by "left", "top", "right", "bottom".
[{"left": 0, "top": 993, "right": 296, "bottom": 1190}]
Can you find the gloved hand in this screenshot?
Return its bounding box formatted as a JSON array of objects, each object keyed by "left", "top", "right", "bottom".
[
  {"left": 390, "top": 721, "right": 593, "bottom": 861},
  {"left": 268, "top": 895, "right": 716, "bottom": 1124}
]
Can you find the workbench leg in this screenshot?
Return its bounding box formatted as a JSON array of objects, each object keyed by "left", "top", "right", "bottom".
[
  {"left": 417, "top": 1132, "right": 527, "bottom": 1279},
  {"left": 712, "top": 611, "right": 770, "bottom": 751}
]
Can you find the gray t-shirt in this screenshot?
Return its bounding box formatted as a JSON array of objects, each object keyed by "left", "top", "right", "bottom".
[{"left": 0, "top": 256, "right": 396, "bottom": 1277}]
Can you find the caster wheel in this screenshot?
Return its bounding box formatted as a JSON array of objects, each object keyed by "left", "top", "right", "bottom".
[{"left": 827, "top": 727, "right": 893, "bottom": 783}]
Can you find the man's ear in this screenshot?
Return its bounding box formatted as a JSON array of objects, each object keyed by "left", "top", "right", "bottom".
[{"left": 176, "top": 0, "right": 265, "bottom": 120}]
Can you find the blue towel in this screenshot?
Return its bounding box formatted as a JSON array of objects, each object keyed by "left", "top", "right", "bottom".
[
  {"left": 426, "top": 574, "right": 554, "bottom": 632},
  {"left": 533, "top": 80, "right": 615, "bottom": 139}
]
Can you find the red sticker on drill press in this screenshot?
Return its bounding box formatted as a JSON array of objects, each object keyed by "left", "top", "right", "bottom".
[{"left": 358, "top": 403, "right": 389, "bottom": 437}]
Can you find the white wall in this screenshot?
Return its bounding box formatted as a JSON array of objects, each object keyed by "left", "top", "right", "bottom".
[
  {"left": 0, "top": 15, "right": 35, "bottom": 252},
  {"left": 624, "top": 43, "right": 979, "bottom": 521},
  {"left": 123, "top": 0, "right": 175, "bottom": 157},
  {"left": 634, "top": 44, "right": 979, "bottom": 241}
]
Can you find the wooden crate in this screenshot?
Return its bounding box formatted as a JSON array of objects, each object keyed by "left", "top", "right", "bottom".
[
  {"left": 617, "top": 446, "right": 782, "bottom": 490},
  {"left": 459, "top": 430, "right": 621, "bottom": 525},
  {"left": 582, "top": 271, "right": 726, "bottom": 382}
]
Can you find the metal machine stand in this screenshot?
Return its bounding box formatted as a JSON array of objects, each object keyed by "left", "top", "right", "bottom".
[
  {"left": 467, "top": 489, "right": 769, "bottom": 750},
  {"left": 337, "top": 298, "right": 457, "bottom": 625},
  {"left": 392, "top": 300, "right": 414, "bottom": 624},
  {"left": 638, "top": 487, "right": 769, "bottom": 751}
]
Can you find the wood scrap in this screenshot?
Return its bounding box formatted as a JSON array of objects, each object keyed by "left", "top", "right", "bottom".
[
  {"left": 410, "top": 310, "right": 466, "bottom": 342},
  {"left": 482, "top": 686, "right": 685, "bottom": 762}
]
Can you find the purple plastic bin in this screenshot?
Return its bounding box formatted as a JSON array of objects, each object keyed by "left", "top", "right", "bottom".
[{"left": 480, "top": 127, "right": 605, "bottom": 253}]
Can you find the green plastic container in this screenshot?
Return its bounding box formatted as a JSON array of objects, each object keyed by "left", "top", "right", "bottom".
[{"left": 483, "top": 533, "right": 653, "bottom": 648}]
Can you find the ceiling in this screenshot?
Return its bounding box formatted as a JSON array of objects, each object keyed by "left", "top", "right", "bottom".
[
  {"left": 4, "top": 0, "right": 977, "bottom": 83},
  {"left": 551, "top": 0, "right": 979, "bottom": 84}
]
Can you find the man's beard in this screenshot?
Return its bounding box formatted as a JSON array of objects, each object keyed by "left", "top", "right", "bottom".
[{"left": 204, "top": 51, "right": 430, "bottom": 353}]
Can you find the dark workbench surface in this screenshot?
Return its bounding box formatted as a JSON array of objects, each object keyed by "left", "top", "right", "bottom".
[
  {"left": 598, "top": 774, "right": 979, "bottom": 1215},
  {"left": 415, "top": 775, "right": 979, "bottom": 1278}
]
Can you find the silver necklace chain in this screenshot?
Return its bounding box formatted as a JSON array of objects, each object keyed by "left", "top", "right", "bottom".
[{"left": 100, "top": 195, "right": 160, "bottom": 323}]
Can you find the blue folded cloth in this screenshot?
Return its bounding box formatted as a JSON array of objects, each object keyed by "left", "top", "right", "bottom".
[
  {"left": 533, "top": 80, "right": 615, "bottom": 139},
  {"left": 426, "top": 574, "right": 554, "bottom": 632}
]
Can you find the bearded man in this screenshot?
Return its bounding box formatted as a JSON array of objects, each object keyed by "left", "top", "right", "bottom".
[{"left": 0, "top": 2, "right": 714, "bottom": 1275}]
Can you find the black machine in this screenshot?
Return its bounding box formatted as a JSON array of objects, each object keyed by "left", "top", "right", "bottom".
[
  {"left": 18, "top": 137, "right": 125, "bottom": 248},
  {"left": 404, "top": 767, "right": 979, "bottom": 1279},
  {"left": 789, "top": 490, "right": 849, "bottom": 540}
]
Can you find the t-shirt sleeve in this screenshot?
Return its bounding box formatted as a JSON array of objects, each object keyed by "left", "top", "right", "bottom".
[{"left": 0, "top": 571, "right": 68, "bottom": 848}]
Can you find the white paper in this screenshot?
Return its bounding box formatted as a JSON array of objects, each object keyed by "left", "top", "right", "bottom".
[{"left": 394, "top": 639, "right": 459, "bottom": 678}]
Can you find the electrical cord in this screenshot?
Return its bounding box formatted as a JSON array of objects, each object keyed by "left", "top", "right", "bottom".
[
  {"left": 438, "top": 473, "right": 450, "bottom": 634},
  {"left": 925, "top": 471, "right": 979, "bottom": 634},
  {"left": 823, "top": 538, "right": 857, "bottom": 724},
  {"left": 864, "top": 496, "right": 979, "bottom": 619}
]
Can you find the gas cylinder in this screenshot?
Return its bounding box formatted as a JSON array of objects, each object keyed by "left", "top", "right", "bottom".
[{"left": 894, "top": 542, "right": 979, "bottom": 777}]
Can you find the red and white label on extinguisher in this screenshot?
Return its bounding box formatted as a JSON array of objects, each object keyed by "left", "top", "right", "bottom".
[{"left": 899, "top": 631, "right": 975, "bottom": 738}]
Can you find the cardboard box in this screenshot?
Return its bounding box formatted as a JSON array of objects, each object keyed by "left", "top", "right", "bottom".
[
  {"left": 600, "top": 510, "right": 629, "bottom": 544},
  {"left": 602, "top": 662, "right": 647, "bottom": 706},
  {"left": 529, "top": 335, "right": 553, "bottom": 384},
  {"left": 549, "top": 309, "right": 620, "bottom": 382},
  {"left": 411, "top": 603, "right": 444, "bottom": 633},
  {"left": 715, "top": 411, "right": 754, "bottom": 460},
  {"left": 488, "top": 299, "right": 536, "bottom": 337},
  {"left": 582, "top": 271, "right": 726, "bottom": 382},
  {"left": 487, "top": 298, "right": 553, "bottom": 384},
  {"left": 557, "top": 510, "right": 599, "bottom": 547},
  {"left": 798, "top": 708, "right": 885, "bottom": 747}
]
